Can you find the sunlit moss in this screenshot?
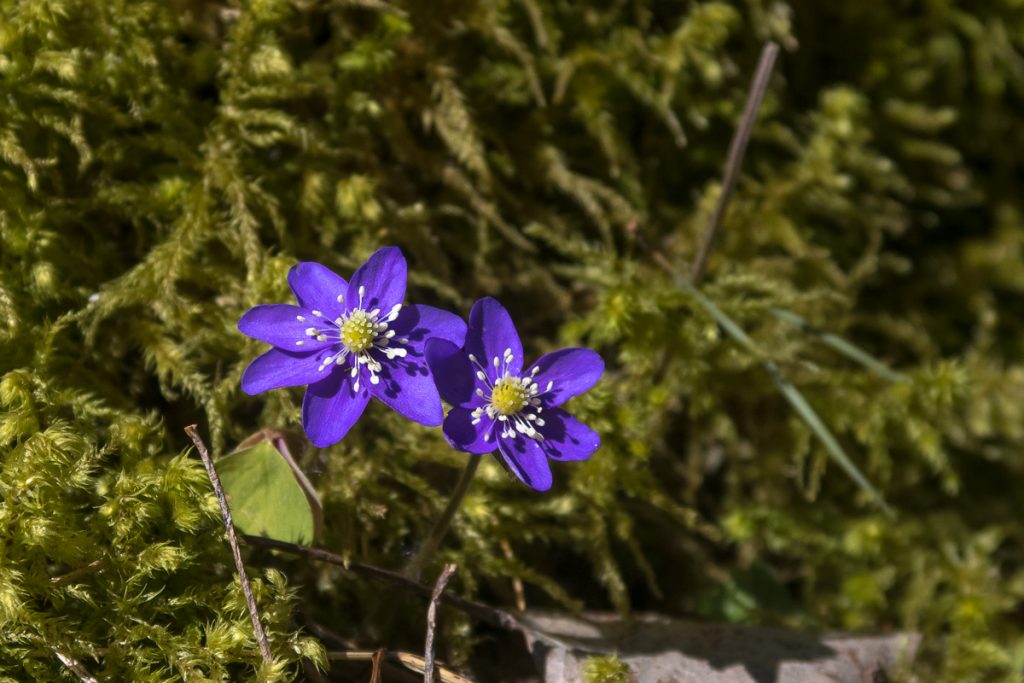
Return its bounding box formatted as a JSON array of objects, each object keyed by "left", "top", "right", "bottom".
[{"left": 1, "top": 0, "right": 1023, "bottom": 679}]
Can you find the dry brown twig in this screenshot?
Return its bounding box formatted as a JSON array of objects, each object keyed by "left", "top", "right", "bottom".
[
  {"left": 185, "top": 424, "right": 273, "bottom": 664},
  {"left": 688, "top": 42, "right": 779, "bottom": 285},
  {"left": 424, "top": 563, "right": 458, "bottom": 682}
]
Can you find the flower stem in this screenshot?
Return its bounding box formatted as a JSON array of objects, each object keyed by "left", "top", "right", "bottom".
[{"left": 406, "top": 455, "right": 481, "bottom": 580}]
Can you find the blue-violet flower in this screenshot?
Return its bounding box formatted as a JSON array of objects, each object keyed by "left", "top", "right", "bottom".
[
  {"left": 425, "top": 297, "right": 603, "bottom": 491},
  {"left": 238, "top": 247, "right": 467, "bottom": 447}
]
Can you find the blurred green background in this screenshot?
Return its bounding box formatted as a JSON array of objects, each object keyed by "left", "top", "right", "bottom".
[{"left": 2, "top": 0, "right": 1024, "bottom": 680}]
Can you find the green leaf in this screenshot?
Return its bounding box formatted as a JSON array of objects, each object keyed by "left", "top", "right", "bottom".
[
  {"left": 217, "top": 441, "right": 317, "bottom": 544},
  {"left": 678, "top": 278, "right": 895, "bottom": 518}
]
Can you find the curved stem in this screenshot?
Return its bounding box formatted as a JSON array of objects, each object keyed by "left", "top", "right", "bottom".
[{"left": 406, "top": 455, "right": 481, "bottom": 580}]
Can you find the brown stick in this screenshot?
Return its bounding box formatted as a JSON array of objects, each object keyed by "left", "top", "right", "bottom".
[
  {"left": 423, "top": 564, "right": 457, "bottom": 682},
  {"left": 689, "top": 42, "right": 779, "bottom": 284},
  {"left": 185, "top": 424, "right": 273, "bottom": 663}
]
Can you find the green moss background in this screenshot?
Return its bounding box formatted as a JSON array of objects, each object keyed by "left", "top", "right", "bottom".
[{"left": 2, "top": 0, "right": 1024, "bottom": 680}]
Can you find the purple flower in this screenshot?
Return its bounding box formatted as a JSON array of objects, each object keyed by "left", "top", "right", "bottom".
[
  {"left": 425, "top": 297, "right": 603, "bottom": 491},
  {"left": 238, "top": 247, "right": 467, "bottom": 447}
]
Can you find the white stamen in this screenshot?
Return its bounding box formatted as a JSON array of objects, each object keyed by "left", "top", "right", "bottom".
[
  {"left": 296, "top": 315, "right": 306, "bottom": 322},
  {"left": 312, "top": 310, "right": 322, "bottom": 317},
  {"left": 305, "top": 327, "right": 317, "bottom": 336},
  {"left": 316, "top": 334, "right": 328, "bottom": 342},
  {"left": 476, "top": 371, "right": 486, "bottom": 381},
  {"left": 295, "top": 341, "right": 304, "bottom": 346},
  {"left": 337, "top": 294, "right": 344, "bottom": 303}
]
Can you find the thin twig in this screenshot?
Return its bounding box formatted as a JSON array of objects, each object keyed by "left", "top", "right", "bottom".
[
  {"left": 370, "top": 648, "right": 386, "bottom": 683},
  {"left": 424, "top": 564, "right": 458, "bottom": 683},
  {"left": 185, "top": 424, "right": 273, "bottom": 663},
  {"left": 406, "top": 456, "right": 481, "bottom": 580},
  {"left": 51, "top": 559, "right": 106, "bottom": 586},
  {"left": 690, "top": 42, "right": 779, "bottom": 284},
  {"left": 53, "top": 649, "right": 97, "bottom": 683}
]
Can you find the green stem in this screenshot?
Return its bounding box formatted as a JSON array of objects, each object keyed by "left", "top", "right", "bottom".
[{"left": 406, "top": 455, "right": 481, "bottom": 580}]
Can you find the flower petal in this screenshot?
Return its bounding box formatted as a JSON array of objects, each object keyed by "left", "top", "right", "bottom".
[
  {"left": 238, "top": 304, "right": 333, "bottom": 350},
  {"left": 302, "top": 371, "right": 370, "bottom": 447},
  {"left": 369, "top": 357, "right": 443, "bottom": 426},
  {"left": 425, "top": 338, "right": 485, "bottom": 408},
  {"left": 466, "top": 297, "right": 524, "bottom": 381},
  {"left": 496, "top": 434, "right": 552, "bottom": 491},
  {"left": 528, "top": 348, "right": 604, "bottom": 407},
  {"left": 241, "top": 348, "right": 334, "bottom": 395},
  {"left": 391, "top": 304, "right": 467, "bottom": 355},
  {"left": 288, "top": 262, "right": 348, "bottom": 319},
  {"left": 539, "top": 408, "right": 600, "bottom": 461},
  {"left": 346, "top": 247, "right": 407, "bottom": 314},
  {"left": 442, "top": 406, "right": 496, "bottom": 454}
]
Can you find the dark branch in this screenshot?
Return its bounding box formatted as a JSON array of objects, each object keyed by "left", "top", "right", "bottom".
[{"left": 243, "top": 534, "right": 523, "bottom": 633}]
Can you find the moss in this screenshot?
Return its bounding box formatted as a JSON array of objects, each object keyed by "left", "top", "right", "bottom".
[
  {"left": 583, "top": 655, "right": 633, "bottom": 683},
  {"left": 1, "top": 0, "right": 1023, "bottom": 680}
]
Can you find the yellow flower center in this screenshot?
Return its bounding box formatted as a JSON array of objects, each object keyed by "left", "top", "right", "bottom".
[
  {"left": 340, "top": 309, "right": 376, "bottom": 352},
  {"left": 491, "top": 378, "right": 528, "bottom": 416}
]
